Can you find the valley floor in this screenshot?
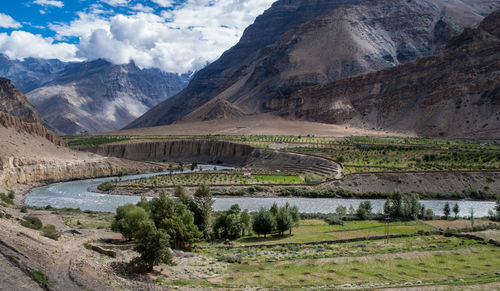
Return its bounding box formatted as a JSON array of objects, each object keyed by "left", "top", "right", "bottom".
[{"left": 1, "top": 189, "right": 500, "bottom": 291}]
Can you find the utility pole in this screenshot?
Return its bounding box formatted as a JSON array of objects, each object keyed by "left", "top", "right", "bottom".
[{"left": 384, "top": 214, "right": 390, "bottom": 244}]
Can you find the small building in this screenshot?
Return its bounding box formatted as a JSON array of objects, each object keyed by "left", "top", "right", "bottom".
[{"left": 243, "top": 172, "right": 252, "bottom": 178}]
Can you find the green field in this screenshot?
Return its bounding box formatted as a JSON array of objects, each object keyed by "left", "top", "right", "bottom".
[
  {"left": 64, "top": 135, "right": 132, "bottom": 147},
  {"left": 224, "top": 220, "right": 434, "bottom": 246},
  {"left": 180, "top": 222, "right": 500, "bottom": 290},
  {"left": 123, "top": 171, "right": 305, "bottom": 187}
]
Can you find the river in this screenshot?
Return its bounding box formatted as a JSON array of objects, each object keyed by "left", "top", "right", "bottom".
[{"left": 25, "top": 167, "right": 496, "bottom": 217}]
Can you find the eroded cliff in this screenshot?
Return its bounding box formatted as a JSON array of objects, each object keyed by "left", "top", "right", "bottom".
[{"left": 76, "top": 140, "right": 341, "bottom": 178}]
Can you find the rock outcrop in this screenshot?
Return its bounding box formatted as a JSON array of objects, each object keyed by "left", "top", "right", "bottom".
[
  {"left": 76, "top": 140, "right": 342, "bottom": 177},
  {"left": 0, "top": 157, "right": 162, "bottom": 187},
  {"left": 0, "top": 78, "right": 43, "bottom": 124},
  {"left": 274, "top": 9, "right": 500, "bottom": 137},
  {"left": 0, "top": 111, "right": 65, "bottom": 148},
  {"left": 126, "top": 0, "right": 500, "bottom": 133}
]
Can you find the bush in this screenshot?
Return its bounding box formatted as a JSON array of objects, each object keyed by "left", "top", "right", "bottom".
[
  {"left": 443, "top": 228, "right": 455, "bottom": 237},
  {"left": 0, "top": 193, "right": 14, "bottom": 205},
  {"left": 20, "top": 206, "right": 28, "bottom": 213},
  {"left": 218, "top": 254, "right": 242, "bottom": 264},
  {"left": 97, "top": 182, "right": 115, "bottom": 192},
  {"left": 21, "top": 215, "right": 43, "bottom": 230},
  {"left": 42, "top": 224, "right": 60, "bottom": 240},
  {"left": 32, "top": 270, "right": 49, "bottom": 286},
  {"left": 7, "top": 190, "right": 15, "bottom": 200},
  {"left": 324, "top": 214, "right": 344, "bottom": 225}
]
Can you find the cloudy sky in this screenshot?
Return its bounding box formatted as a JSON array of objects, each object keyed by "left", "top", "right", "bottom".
[{"left": 0, "top": 0, "right": 275, "bottom": 73}]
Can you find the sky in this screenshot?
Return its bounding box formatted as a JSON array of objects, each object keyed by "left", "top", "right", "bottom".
[{"left": 0, "top": 0, "right": 275, "bottom": 74}]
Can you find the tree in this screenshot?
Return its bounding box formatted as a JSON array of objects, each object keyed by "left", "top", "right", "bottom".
[
  {"left": 213, "top": 204, "right": 245, "bottom": 239},
  {"left": 470, "top": 208, "right": 475, "bottom": 228},
  {"left": 174, "top": 185, "right": 186, "bottom": 197},
  {"left": 348, "top": 205, "right": 356, "bottom": 215},
  {"left": 159, "top": 203, "right": 202, "bottom": 249},
  {"left": 453, "top": 203, "right": 460, "bottom": 219},
  {"left": 252, "top": 208, "right": 275, "bottom": 238},
  {"left": 132, "top": 220, "right": 173, "bottom": 271},
  {"left": 384, "top": 192, "right": 423, "bottom": 220},
  {"left": 270, "top": 202, "right": 279, "bottom": 217},
  {"left": 443, "top": 202, "right": 451, "bottom": 220},
  {"left": 149, "top": 192, "right": 202, "bottom": 249},
  {"left": 194, "top": 185, "right": 214, "bottom": 237},
  {"left": 240, "top": 210, "right": 251, "bottom": 236},
  {"left": 168, "top": 164, "right": 174, "bottom": 175},
  {"left": 356, "top": 201, "right": 372, "bottom": 220},
  {"left": 112, "top": 204, "right": 149, "bottom": 240},
  {"left": 495, "top": 197, "right": 500, "bottom": 221},
  {"left": 275, "top": 208, "right": 292, "bottom": 235},
  {"left": 285, "top": 203, "right": 300, "bottom": 235},
  {"left": 335, "top": 205, "right": 347, "bottom": 217}
]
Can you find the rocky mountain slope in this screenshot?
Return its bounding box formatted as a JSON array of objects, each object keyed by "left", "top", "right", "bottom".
[
  {"left": 0, "top": 78, "right": 43, "bottom": 124},
  {"left": 126, "top": 0, "right": 500, "bottom": 130},
  {"left": 0, "top": 55, "right": 67, "bottom": 93},
  {"left": 0, "top": 55, "right": 189, "bottom": 135},
  {"left": 274, "top": 9, "right": 500, "bottom": 138}
]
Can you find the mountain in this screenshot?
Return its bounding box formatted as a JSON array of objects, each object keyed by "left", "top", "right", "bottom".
[
  {"left": 0, "top": 55, "right": 68, "bottom": 93},
  {"left": 126, "top": 0, "right": 500, "bottom": 130},
  {"left": 0, "top": 78, "right": 43, "bottom": 124},
  {"left": 0, "top": 56, "right": 190, "bottom": 135},
  {"left": 273, "top": 9, "right": 500, "bottom": 138},
  {"left": 26, "top": 59, "right": 189, "bottom": 135}
]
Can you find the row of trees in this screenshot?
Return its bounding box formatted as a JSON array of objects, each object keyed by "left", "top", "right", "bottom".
[{"left": 112, "top": 185, "right": 302, "bottom": 270}]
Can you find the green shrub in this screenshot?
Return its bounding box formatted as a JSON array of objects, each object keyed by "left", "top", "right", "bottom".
[
  {"left": 8, "top": 190, "right": 15, "bottom": 199},
  {"left": 42, "top": 224, "right": 60, "bottom": 240},
  {"left": 32, "top": 270, "right": 49, "bottom": 286},
  {"left": 324, "top": 214, "right": 344, "bottom": 225},
  {"left": 218, "top": 254, "right": 242, "bottom": 264},
  {"left": 20, "top": 206, "right": 28, "bottom": 213},
  {"left": 443, "top": 228, "right": 455, "bottom": 237},
  {"left": 21, "top": 215, "right": 43, "bottom": 230},
  {"left": 97, "top": 182, "right": 115, "bottom": 192},
  {"left": 0, "top": 193, "right": 14, "bottom": 205}
]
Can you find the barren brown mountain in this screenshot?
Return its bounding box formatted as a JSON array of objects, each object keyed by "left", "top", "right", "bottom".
[
  {"left": 126, "top": 0, "right": 500, "bottom": 135},
  {"left": 0, "top": 78, "right": 43, "bottom": 124},
  {"left": 274, "top": 9, "right": 500, "bottom": 138}
]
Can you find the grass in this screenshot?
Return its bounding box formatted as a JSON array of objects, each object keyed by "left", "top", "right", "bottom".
[
  {"left": 222, "top": 245, "right": 500, "bottom": 289},
  {"left": 64, "top": 135, "right": 131, "bottom": 147},
  {"left": 50, "top": 208, "right": 114, "bottom": 229},
  {"left": 32, "top": 270, "right": 50, "bottom": 286},
  {"left": 228, "top": 220, "right": 434, "bottom": 245},
  {"left": 123, "top": 171, "right": 304, "bottom": 187},
  {"left": 188, "top": 234, "right": 500, "bottom": 289}
]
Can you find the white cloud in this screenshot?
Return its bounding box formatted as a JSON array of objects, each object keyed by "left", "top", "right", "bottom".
[
  {"left": 0, "top": 31, "right": 79, "bottom": 61},
  {"left": 49, "top": 12, "right": 110, "bottom": 40},
  {"left": 33, "top": 0, "right": 64, "bottom": 8},
  {"left": 101, "top": 0, "right": 129, "bottom": 7},
  {"left": 73, "top": 0, "right": 274, "bottom": 73},
  {"left": 150, "top": 0, "right": 175, "bottom": 7},
  {"left": 3, "top": 0, "right": 274, "bottom": 73},
  {"left": 131, "top": 4, "right": 155, "bottom": 13},
  {"left": 0, "top": 13, "right": 21, "bottom": 29}
]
